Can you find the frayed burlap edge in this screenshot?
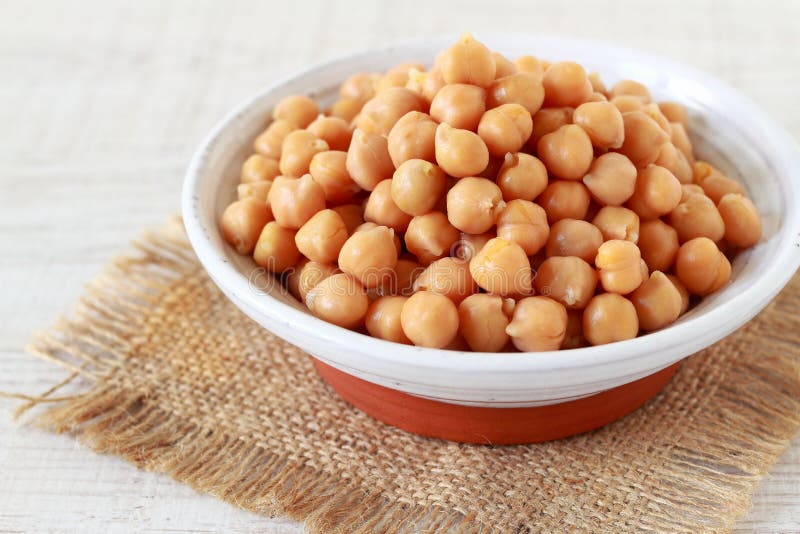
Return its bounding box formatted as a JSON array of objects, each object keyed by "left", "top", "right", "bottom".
[{"left": 4, "top": 215, "right": 800, "bottom": 533}]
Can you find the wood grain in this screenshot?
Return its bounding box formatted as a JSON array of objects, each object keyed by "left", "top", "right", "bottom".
[{"left": 1, "top": 0, "right": 798, "bottom": 531}]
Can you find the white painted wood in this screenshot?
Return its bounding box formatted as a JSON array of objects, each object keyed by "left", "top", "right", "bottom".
[{"left": 0, "top": 0, "right": 797, "bottom": 530}]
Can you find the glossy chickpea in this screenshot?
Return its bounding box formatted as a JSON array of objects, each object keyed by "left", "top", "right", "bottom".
[
  {"left": 654, "top": 143, "right": 693, "bottom": 184},
  {"left": 469, "top": 237, "right": 532, "bottom": 296},
  {"left": 354, "top": 222, "right": 402, "bottom": 256},
  {"left": 538, "top": 181, "right": 591, "bottom": 224},
  {"left": 638, "top": 219, "right": 679, "bottom": 272},
  {"left": 534, "top": 256, "right": 598, "bottom": 309},
  {"left": 400, "top": 291, "right": 460, "bottom": 348},
  {"left": 338, "top": 225, "right": 398, "bottom": 288},
  {"left": 581, "top": 152, "right": 637, "bottom": 206},
  {"left": 306, "top": 115, "right": 352, "bottom": 151},
  {"left": 253, "top": 222, "right": 301, "bottom": 273},
  {"left": 391, "top": 159, "right": 447, "bottom": 216},
  {"left": 346, "top": 128, "right": 394, "bottom": 191},
  {"left": 670, "top": 122, "right": 695, "bottom": 164},
  {"left": 355, "top": 87, "right": 423, "bottom": 136},
  {"left": 220, "top": 198, "right": 273, "bottom": 255},
  {"left": 610, "top": 95, "right": 645, "bottom": 114},
  {"left": 478, "top": 104, "right": 533, "bottom": 157},
  {"left": 272, "top": 94, "right": 319, "bottom": 128},
  {"left": 292, "top": 261, "right": 339, "bottom": 303},
  {"left": 380, "top": 256, "right": 421, "bottom": 296},
  {"left": 572, "top": 101, "right": 624, "bottom": 149},
  {"left": 308, "top": 150, "right": 360, "bottom": 204},
  {"left": 680, "top": 184, "right": 705, "bottom": 203},
  {"left": 430, "top": 84, "right": 486, "bottom": 131},
  {"left": 237, "top": 181, "right": 272, "bottom": 203},
  {"left": 405, "top": 68, "right": 446, "bottom": 105},
  {"left": 487, "top": 72, "right": 544, "bottom": 114},
  {"left": 446, "top": 177, "right": 505, "bottom": 234},
  {"left": 626, "top": 165, "right": 682, "bottom": 220},
  {"left": 331, "top": 204, "right": 364, "bottom": 234},
  {"left": 669, "top": 193, "right": 725, "bottom": 243},
  {"left": 666, "top": 274, "right": 691, "bottom": 314},
  {"left": 240, "top": 154, "right": 280, "bottom": 183},
  {"left": 268, "top": 175, "right": 326, "bottom": 229},
  {"left": 279, "top": 130, "right": 329, "bottom": 177},
  {"left": 375, "top": 62, "right": 424, "bottom": 93},
  {"left": 364, "top": 179, "right": 413, "bottom": 233},
  {"left": 404, "top": 211, "right": 460, "bottom": 265},
  {"left": 658, "top": 101, "right": 688, "bottom": 127},
  {"left": 326, "top": 98, "right": 362, "bottom": 123},
  {"left": 583, "top": 293, "right": 639, "bottom": 346},
  {"left": 386, "top": 111, "right": 437, "bottom": 168},
  {"left": 718, "top": 193, "right": 762, "bottom": 247},
  {"left": 675, "top": 237, "right": 731, "bottom": 296},
  {"left": 593, "top": 206, "right": 640, "bottom": 243},
  {"left": 588, "top": 72, "right": 607, "bottom": 95},
  {"left": 306, "top": 273, "right": 369, "bottom": 329},
  {"left": 609, "top": 80, "right": 651, "bottom": 103},
  {"left": 413, "top": 257, "right": 477, "bottom": 305},
  {"left": 454, "top": 231, "right": 495, "bottom": 262},
  {"left": 595, "top": 239, "right": 643, "bottom": 294},
  {"left": 253, "top": 119, "right": 297, "bottom": 160},
  {"left": 528, "top": 107, "right": 573, "bottom": 148},
  {"left": 618, "top": 111, "right": 669, "bottom": 168},
  {"left": 642, "top": 104, "right": 672, "bottom": 135},
  {"left": 497, "top": 152, "right": 548, "bottom": 202},
  {"left": 339, "top": 73, "right": 378, "bottom": 103},
  {"left": 631, "top": 271, "right": 683, "bottom": 332},
  {"left": 514, "top": 54, "right": 548, "bottom": 76},
  {"left": 542, "top": 62, "right": 592, "bottom": 107},
  {"left": 537, "top": 124, "right": 594, "bottom": 180},
  {"left": 545, "top": 219, "right": 603, "bottom": 263},
  {"left": 506, "top": 296, "right": 568, "bottom": 351},
  {"left": 434, "top": 123, "right": 490, "bottom": 178},
  {"left": 439, "top": 32, "right": 496, "bottom": 88},
  {"left": 294, "top": 209, "right": 349, "bottom": 264},
  {"left": 365, "top": 296, "right": 412, "bottom": 344},
  {"left": 491, "top": 51, "right": 518, "bottom": 78},
  {"left": 458, "top": 294, "right": 513, "bottom": 352},
  {"left": 693, "top": 162, "right": 745, "bottom": 203},
  {"left": 496, "top": 199, "right": 549, "bottom": 255}
]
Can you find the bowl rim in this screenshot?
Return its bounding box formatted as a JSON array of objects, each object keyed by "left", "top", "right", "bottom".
[{"left": 182, "top": 34, "right": 800, "bottom": 378}]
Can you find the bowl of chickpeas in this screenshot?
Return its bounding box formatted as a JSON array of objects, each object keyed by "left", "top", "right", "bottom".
[{"left": 183, "top": 34, "right": 800, "bottom": 444}]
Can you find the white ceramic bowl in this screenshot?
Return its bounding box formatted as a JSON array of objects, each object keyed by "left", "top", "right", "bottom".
[{"left": 183, "top": 35, "right": 800, "bottom": 408}]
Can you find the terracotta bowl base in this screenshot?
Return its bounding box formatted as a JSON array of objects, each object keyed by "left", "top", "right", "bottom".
[{"left": 314, "top": 360, "right": 680, "bottom": 445}]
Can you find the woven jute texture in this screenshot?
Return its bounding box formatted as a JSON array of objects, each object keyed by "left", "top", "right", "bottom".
[{"left": 11, "top": 217, "right": 800, "bottom": 533}]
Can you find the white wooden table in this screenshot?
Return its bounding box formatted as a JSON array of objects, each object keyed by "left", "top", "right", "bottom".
[{"left": 1, "top": 1, "right": 798, "bottom": 531}]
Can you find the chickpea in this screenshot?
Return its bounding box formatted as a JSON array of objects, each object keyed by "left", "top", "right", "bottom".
[
  {"left": 240, "top": 154, "right": 280, "bottom": 184},
  {"left": 670, "top": 122, "right": 695, "bottom": 164},
  {"left": 491, "top": 51, "right": 518, "bottom": 79},
  {"left": 294, "top": 209, "right": 349, "bottom": 264},
  {"left": 618, "top": 111, "right": 669, "bottom": 168},
  {"left": 675, "top": 237, "right": 731, "bottom": 296},
  {"left": 440, "top": 32, "right": 496, "bottom": 88},
  {"left": 666, "top": 274, "right": 691, "bottom": 314},
  {"left": 379, "top": 256, "right": 422, "bottom": 296},
  {"left": 506, "top": 296, "right": 567, "bottom": 351},
  {"left": 497, "top": 152, "right": 548, "bottom": 202},
  {"left": 630, "top": 271, "right": 683, "bottom": 332},
  {"left": 354, "top": 222, "right": 402, "bottom": 256},
  {"left": 446, "top": 177, "right": 505, "bottom": 234},
  {"left": 272, "top": 94, "right": 319, "bottom": 128},
  {"left": 718, "top": 193, "right": 762, "bottom": 248},
  {"left": 307, "top": 115, "right": 352, "bottom": 152},
  {"left": 355, "top": 87, "right": 423, "bottom": 136},
  {"left": 404, "top": 211, "right": 460, "bottom": 265},
  {"left": 363, "top": 179, "right": 413, "bottom": 233},
  {"left": 253, "top": 222, "right": 301, "bottom": 273},
  {"left": 307, "top": 150, "right": 358, "bottom": 204},
  {"left": 400, "top": 291, "right": 460, "bottom": 348},
  {"left": 669, "top": 193, "right": 725, "bottom": 243},
  {"left": 626, "top": 164, "right": 682, "bottom": 220},
  {"left": 365, "top": 296, "right": 412, "bottom": 344},
  {"left": 583, "top": 293, "right": 639, "bottom": 346},
  {"left": 346, "top": 128, "right": 394, "bottom": 191},
  {"left": 528, "top": 107, "right": 572, "bottom": 148},
  {"left": 514, "top": 54, "right": 547, "bottom": 76},
  {"left": 458, "top": 294, "right": 513, "bottom": 352},
  {"left": 638, "top": 219, "right": 679, "bottom": 272},
  {"left": 253, "top": 119, "right": 297, "bottom": 160},
  {"left": 469, "top": 237, "right": 532, "bottom": 296},
  {"left": 537, "top": 124, "right": 594, "bottom": 181},
  {"left": 642, "top": 104, "right": 672, "bottom": 137},
  {"left": 478, "top": 104, "right": 533, "bottom": 157},
  {"left": 487, "top": 72, "right": 544, "bottom": 114},
  {"left": 220, "top": 198, "right": 272, "bottom": 255},
  {"left": 658, "top": 101, "right": 688, "bottom": 127},
  {"left": 434, "top": 123, "right": 490, "bottom": 178},
  {"left": 385, "top": 112, "right": 436, "bottom": 169},
  {"left": 292, "top": 261, "right": 339, "bottom": 303},
  {"left": 545, "top": 219, "right": 603, "bottom": 263},
  {"left": 588, "top": 72, "right": 608, "bottom": 95},
  {"left": 326, "top": 98, "right": 362, "bottom": 123},
  {"left": 654, "top": 142, "right": 693, "bottom": 184},
  {"left": 375, "top": 62, "right": 424, "bottom": 93},
  {"left": 608, "top": 80, "right": 651, "bottom": 103},
  {"left": 454, "top": 231, "right": 495, "bottom": 262},
  {"left": 538, "top": 180, "right": 591, "bottom": 224},
  {"left": 405, "top": 68, "right": 446, "bottom": 104},
  {"left": 237, "top": 181, "right": 272, "bottom": 203},
  {"left": 534, "top": 256, "right": 598, "bottom": 309},
  {"left": 572, "top": 101, "right": 624, "bottom": 149},
  {"left": 338, "top": 225, "right": 398, "bottom": 288},
  {"left": 430, "top": 84, "right": 486, "bottom": 131},
  {"left": 496, "top": 199, "right": 549, "bottom": 255},
  {"left": 331, "top": 204, "right": 364, "bottom": 234},
  {"left": 586, "top": 92, "right": 608, "bottom": 102},
  {"left": 306, "top": 273, "right": 369, "bottom": 329},
  {"left": 680, "top": 184, "right": 706, "bottom": 203},
  {"left": 339, "top": 73, "right": 378, "bottom": 103},
  {"left": 595, "top": 239, "right": 643, "bottom": 294},
  {"left": 542, "top": 61, "right": 592, "bottom": 107},
  {"left": 268, "top": 174, "right": 326, "bottom": 229},
  {"left": 391, "top": 159, "right": 446, "bottom": 216},
  {"left": 413, "top": 257, "right": 477, "bottom": 304},
  {"left": 279, "top": 130, "right": 329, "bottom": 177},
  {"left": 610, "top": 95, "right": 645, "bottom": 114},
  {"left": 693, "top": 161, "right": 745, "bottom": 203},
  {"left": 581, "top": 152, "right": 637, "bottom": 206}
]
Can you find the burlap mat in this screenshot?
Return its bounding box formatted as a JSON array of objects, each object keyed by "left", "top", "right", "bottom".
[{"left": 9, "top": 217, "right": 800, "bottom": 533}]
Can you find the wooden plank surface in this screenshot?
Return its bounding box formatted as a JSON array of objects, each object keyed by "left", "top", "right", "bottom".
[{"left": 1, "top": 0, "right": 798, "bottom": 531}]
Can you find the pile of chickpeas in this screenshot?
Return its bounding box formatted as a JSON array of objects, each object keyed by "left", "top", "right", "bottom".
[{"left": 220, "top": 33, "right": 762, "bottom": 352}]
